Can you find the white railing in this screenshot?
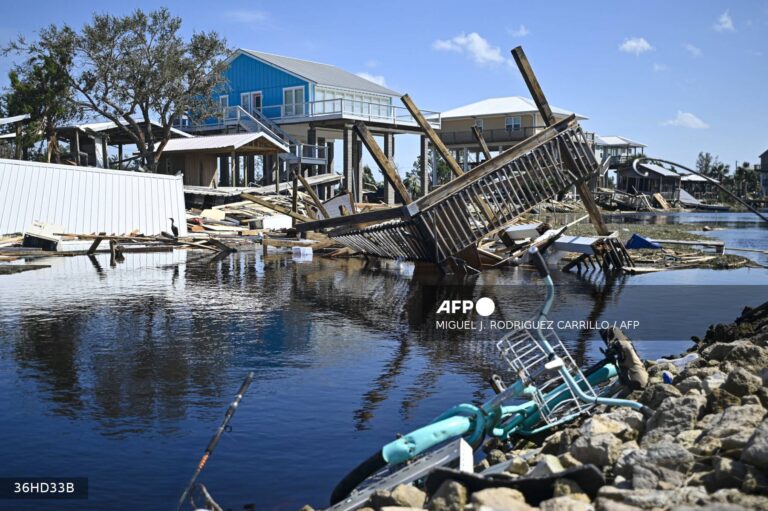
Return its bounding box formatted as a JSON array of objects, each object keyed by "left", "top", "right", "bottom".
[{"left": 259, "top": 99, "right": 441, "bottom": 128}]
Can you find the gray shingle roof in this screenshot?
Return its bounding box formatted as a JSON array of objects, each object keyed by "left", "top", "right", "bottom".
[{"left": 241, "top": 49, "right": 400, "bottom": 97}]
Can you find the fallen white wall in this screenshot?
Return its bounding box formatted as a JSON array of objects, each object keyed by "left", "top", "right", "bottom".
[{"left": 0, "top": 159, "right": 187, "bottom": 236}]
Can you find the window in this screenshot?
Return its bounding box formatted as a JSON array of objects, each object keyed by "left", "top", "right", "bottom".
[
  {"left": 474, "top": 118, "right": 484, "bottom": 132},
  {"left": 219, "top": 95, "right": 229, "bottom": 112},
  {"left": 283, "top": 86, "right": 304, "bottom": 117},
  {"left": 240, "top": 91, "right": 262, "bottom": 115},
  {"left": 505, "top": 115, "right": 521, "bottom": 131}
]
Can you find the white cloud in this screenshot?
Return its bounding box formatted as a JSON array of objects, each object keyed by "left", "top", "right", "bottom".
[
  {"left": 508, "top": 25, "right": 530, "bottom": 37},
  {"left": 662, "top": 111, "right": 710, "bottom": 129},
  {"left": 432, "top": 32, "right": 505, "bottom": 65},
  {"left": 619, "top": 37, "right": 653, "bottom": 55},
  {"left": 223, "top": 9, "right": 267, "bottom": 23},
  {"left": 355, "top": 72, "right": 387, "bottom": 87},
  {"left": 653, "top": 63, "right": 668, "bottom": 72},
  {"left": 714, "top": 10, "right": 735, "bottom": 32},
  {"left": 684, "top": 43, "right": 702, "bottom": 57}
]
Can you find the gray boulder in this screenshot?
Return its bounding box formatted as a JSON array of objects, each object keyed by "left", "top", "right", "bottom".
[
  {"left": 741, "top": 417, "right": 768, "bottom": 471},
  {"left": 470, "top": 488, "right": 532, "bottom": 510},
  {"left": 640, "top": 383, "right": 682, "bottom": 409},
  {"left": 570, "top": 432, "right": 623, "bottom": 467},
  {"left": 642, "top": 394, "right": 706, "bottom": 446},
  {"left": 723, "top": 368, "right": 763, "bottom": 397},
  {"left": 428, "top": 480, "right": 467, "bottom": 511}
]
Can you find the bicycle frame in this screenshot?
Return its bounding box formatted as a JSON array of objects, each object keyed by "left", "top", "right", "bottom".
[{"left": 381, "top": 248, "right": 647, "bottom": 467}]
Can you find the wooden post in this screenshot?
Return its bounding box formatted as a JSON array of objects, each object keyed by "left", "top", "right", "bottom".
[
  {"left": 118, "top": 144, "right": 123, "bottom": 170},
  {"left": 101, "top": 137, "right": 108, "bottom": 168},
  {"left": 383, "top": 132, "right": 396, "bottom": 204},
  {"left": 246, "top": 155, "right": 255, "bottom": 185},
  {"left": 74, "top": 130, "right": 81, "bottom": 166},
  {"left": 401, "top": 94, "right": 496, "bottom": 223},
  {"left": 472, "top": 126, "right": 492, "bottom": 161},
  {"left": 353, "top": 121, "right": 412, "bottom": 204},
  {"left": 291, "top": 171, "right": 299, "bottom": 227},
  {"left": 401, "top": 94, "right": 464, "bottom": 179},
  {"left": 419, "top": 136, "right": 429, "bottom": 197},
  {"left": 511, "top": 46, "right": 609, "bottom": 236}
]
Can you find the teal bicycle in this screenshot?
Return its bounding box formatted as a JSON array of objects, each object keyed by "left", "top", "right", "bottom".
[{"left": 331, "top": 247, "right": 652, "bottom": 505}]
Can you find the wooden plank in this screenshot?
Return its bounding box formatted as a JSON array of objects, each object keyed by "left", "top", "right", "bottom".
[
  {"left": 653, "top": 193, "right": 671, "bottom": 210},
  {"left": 511, "top": 46, "right": 609, "bottom": 237},
  {"left": 291, "top": 173, "right": 299, "bottom": 227},
  {"left": 471, "top": 126, "right": 492, "bottom": 161},
  {"left": 401, "top": 94, "right": 464, "bottom": 178},
  {"left": 293, "top": 205, "right": 406, "bottom": 232},
  {"left": 240, "top": 193, "right": 313, "bottom": 223},
  {"left": 295, "top": 170, "right": 330, "bottom": 218},
  {"left": 87, "top": 236, "right": 103, "bottom": 255},
  {"left": 353, "top": 121, "right": 412, "bottom": 204}
]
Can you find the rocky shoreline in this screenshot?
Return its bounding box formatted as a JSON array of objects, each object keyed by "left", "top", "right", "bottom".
[{"left": 307, "top": 301, "right": 768, "bottom": 511}]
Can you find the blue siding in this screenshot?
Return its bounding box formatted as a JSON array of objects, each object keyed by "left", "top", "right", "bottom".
[{"left": 222, "top": 54, "right": 311, "bottom": 118}]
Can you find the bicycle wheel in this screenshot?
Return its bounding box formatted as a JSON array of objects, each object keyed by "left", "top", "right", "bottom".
[{"left": 330, "top": 450, "right": 386, "bottom": 505}]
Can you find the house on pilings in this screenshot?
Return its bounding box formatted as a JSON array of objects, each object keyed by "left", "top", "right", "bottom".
[{"left": 177, "top": 49, "right": 441, "bottom": 203}]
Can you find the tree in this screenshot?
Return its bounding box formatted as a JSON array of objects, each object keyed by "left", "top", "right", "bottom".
[
  {"left": 696, "top": 152, "right": 714, "bottom": 176},
  {"left": 362, "top": 164, "right": 380, "bottom": 192},
  {"left": 2, "top": 43, "right": 80, "bottom": 162},
  {"left": 6, "top": 8, "right": 229, "bottom": 171}
]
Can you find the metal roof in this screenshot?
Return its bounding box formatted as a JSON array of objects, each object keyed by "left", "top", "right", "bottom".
[
  {"left": 0, "top": 159, "right": 187, "bottom": 236},
  {"left": 0, "top": 114, "right": 31, "bottom": 126},
  {"left": 160, "top": 132, "right": 288, "bottom": 154},
  {"left": 441, "top": 96, "right": 585, "bottom": 120},
  {"left": 681, "top": 174, "right": 717, "bottom": 183},
  {"left": 57, "top": 119, "right": 192, "bottom": 141},
  {"left": 638, "top": 162, "right": 680, "bottom": 178},
  {"left": 595, "top": 135, "right": 646, "bottom": 147},
  {"left": 239, "top": 49, "right": 401, "bottom": 97}
]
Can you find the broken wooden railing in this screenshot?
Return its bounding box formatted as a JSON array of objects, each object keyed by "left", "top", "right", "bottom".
[{"left": 296, "top": 115, "right": 599, "bottom": 264}]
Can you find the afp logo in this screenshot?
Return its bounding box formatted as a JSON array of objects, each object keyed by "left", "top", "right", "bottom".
[{"left": 437, "top": 297, "right": 495, "bottom": 317}]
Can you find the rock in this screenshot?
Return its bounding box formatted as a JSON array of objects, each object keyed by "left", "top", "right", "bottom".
[
  {"left": 380, "top": 507, "right": 424, "bottom": 511},
  {"left": 580, "top": 415, "right": 636, "bottom": 442},
  {"left": 642, "top": 394, "right": 706, "bottom": 446},
  {"left": 596, "top": 486, "right": 710, "bottom": 510},
  {"left": 558, "top": 452, "right": 582, "bottom": 469},
  {"left": 470, "top": 488, "right": 531, "bottom": 510},
  {"left": 528, "top": 454, "right": 564, "bottom": 478},
  {"left": 723, "top": 368, "right": 763, "bottom": 397},
  {"left": 676, "top": 376, "right": 704, "bottom": 394},
  {"left": 649, "top": 362, "right": 679, "bottom": 378},
  {"left": 486, "top": 449, "right": 507, "bottom": 466},
  {"left": 702, "top": 371, "right": 728, "bottom": 393},
  {"left": 505, "top": 454, "right": 530, "bottom": 476},
  {"left": 298, "top": 506, "right": 315, "bottom": 511},
  {"left": 615, "top": 443, "right": 696, "bottom": 487},
  {"left": 676, "top": 429, "right": 703, "bottom": 449},
  {"left": 701, "top": 341, "right": 747, "bottom": 362},
  {"left": 758, "top": 388, "right": 768, "bottom": 409},
  {"left": 553, "top": 478, "right": 586, "bottom": 497},
  {"left": 710, "top": 488, "right": 768, "bottom": 509},
  {"left": 700, "top": 405, "right": 765, "bottom": 455},
  {"left": 722, "top": 343, "right": 768, "bottom": 375},
  {"left": 704, "top": 457, "right": 748, "bottom": 491},
  {"left": 428, "top": 480, "right": 467, "bottom": 511},
  {"left": 741, "top": 395, "right": 761, "bottom": 406},
  {"left": 541, "top": 429, "right": 578, "bottom": 455},
  {"left": 603, "top": 408, "right": 646, "bottom": 437},
  {"left": 633, "top": 462, "right": 686, "bottom": 490},
  {"left": 741, "top": 464, "right": 768, "bottom": 495},
  {"left": 369, "top": 486, "right": 426, "bottom": 510},
  {"left": 570, "top": 432, "right": 623, "bottom": 467},
  {"left": 707, "top": 388, "right": 742, "bottom": 414},
  {"left": 690, "top": 435, "right": 723, "bottom": 457},
  {"left": 539, "top": 496, "right": 594, "bottom": 511},
  {"left": 640, "top": 383, "right": 682, "bottom": 409},
  {"left": 741, "top": 418, "right": 768, "bottom": 471},
  {"left": 390, "top": 485, "right": 427, "bottom": 509},
  {"left": 474, "top": 459, "right": 490, "bottom": 472}
]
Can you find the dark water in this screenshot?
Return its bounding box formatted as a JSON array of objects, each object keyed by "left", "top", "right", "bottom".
[{"left": 0, "top": 213, "right": 766, "bottom": 511}]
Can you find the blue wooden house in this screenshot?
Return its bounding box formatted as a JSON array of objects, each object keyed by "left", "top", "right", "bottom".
[{"left": 180, "top": 49, "right": 440, "bottom": 201}]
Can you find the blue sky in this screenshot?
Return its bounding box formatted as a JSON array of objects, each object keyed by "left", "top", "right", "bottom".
[{"left": 1, "top": 1, "right": 766, "bottom": 173}]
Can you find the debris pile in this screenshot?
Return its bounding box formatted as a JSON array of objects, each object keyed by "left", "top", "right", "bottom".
[{"left": 303, "top": 302, "right": 768, "bottom": 511}]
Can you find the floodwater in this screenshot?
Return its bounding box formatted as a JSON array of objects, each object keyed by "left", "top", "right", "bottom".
[{"left": 0, "top": 212, "right": 766, "bottom": 511}]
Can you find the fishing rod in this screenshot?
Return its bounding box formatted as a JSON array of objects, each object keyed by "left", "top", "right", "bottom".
[{"left": 175, "top": 372, "right": 255, "bottom": 511}]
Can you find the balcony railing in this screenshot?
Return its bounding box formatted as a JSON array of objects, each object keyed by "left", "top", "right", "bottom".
[
  {"left": 438, "top": 127, "right": 537, "bottom": 146},
  {"left": 258, "top": 99, "right": 441, "bottom": 128}
]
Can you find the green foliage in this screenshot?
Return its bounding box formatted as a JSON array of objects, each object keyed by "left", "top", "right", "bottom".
[
  {"left": 5, "top": 8, "right": 229, "bottom": 170},
  {"left": 1, "top": 42, "right": 79, "bottom": 161},
  {"left": 362, "top": 164, "right": 380, "bottom": 192}
]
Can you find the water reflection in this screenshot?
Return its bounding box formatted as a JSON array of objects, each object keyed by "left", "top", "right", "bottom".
[{"left": 0, "top": 239, "right": 766, "bottom": 509}]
